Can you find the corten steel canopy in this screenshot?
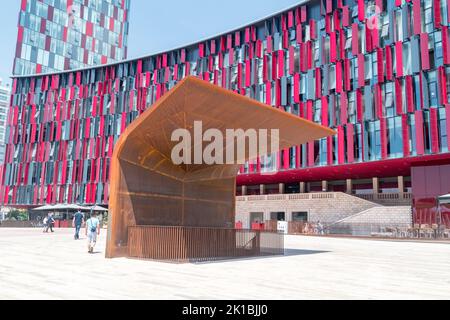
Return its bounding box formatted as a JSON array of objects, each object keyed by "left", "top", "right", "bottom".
[{"left": 106, "top": 76, "right": 335, "bottom": 259}]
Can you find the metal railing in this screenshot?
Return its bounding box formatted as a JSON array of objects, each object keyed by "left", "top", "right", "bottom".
[
  {"left": 325, "top": 223, "right": 450, "bottom": 239},
  {"left": 355, "top": 193, "right": 412, "bottom": 205},
  {"left": 237, "top": 192, "right": 338, "bottom": 202},
  {"left": 262, "top": 221, "right": 450, "bottom": 239},
  {"left": 127, "top": 225, "right": 284, "bottom": 263},
  {"left": 237, "top": 192, "right": 412, "bottom": 206}
]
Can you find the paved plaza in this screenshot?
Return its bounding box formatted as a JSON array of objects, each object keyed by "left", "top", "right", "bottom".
[{"left": 0, "top": 228, "right": 449, "bottom": 300}]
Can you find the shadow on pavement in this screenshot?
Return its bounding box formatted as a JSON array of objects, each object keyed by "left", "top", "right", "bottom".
[
  {"left": 284, "top": 248, "right": 330, "bottom": 256},
  {"left": 192, "top": 249, "right": 330, "bottom": 265}
]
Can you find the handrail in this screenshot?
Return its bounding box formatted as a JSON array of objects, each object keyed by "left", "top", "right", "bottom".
[
  {"left": 237, "top": 192, "right": 412, "bottom": 203},
  {"left": 237, "top": 192, "right": 340, "bottom": 202}
]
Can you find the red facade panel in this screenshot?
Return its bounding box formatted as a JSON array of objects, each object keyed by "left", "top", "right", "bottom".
[
  {"left": 413, "top": 0, "right": 422, "bottom": 34},
  {"left": 406, "top": 76, "right": 415, "bottom": 113},
  {"left": 442, "top": 26, "right": 450, "bottom": 64},
  {"left": 336, "top": 61, "right": 343, "bottom": 93},
  {"left": 386, "top": 46, "right": 393, "bottom": 81},
  {"left": 322, "top": 96, "right": 329, "bottom": 127},
  {"left": 352, "top": 23, "right": 359, "bottom": 55},
  {"left": 380, "top": 118, "right": 388, "bottom": 159},
  {"left": 358, "top": 54, "right": 365, "bottom": 88},
  {"left": 337, "top": 126, "right": 345, "bottom": 165},
  {"left": 395, "top": 41, "right": 403, "bottom": 77},
  {"left": 420, "top": 33, "right": 431, "bottom": 70},
  {"left": 377, "top": 48, "right": 384, "bottom": 83},
  {"left": 415, "top": 111, "right": 425, "bottom": 156},
  {"left": 447, "top": 104, "right": 450, "bottom": 148},
  {"left": 430, "top": 108, "right": 440, "bottom": 154},
  {"left": 330, "top": 32, "right": 337, "bottom": 63},
  {"left": 346, "top": 124, "right": 354, "bottom": 163},
  {"left": 434, "top": 0, "right": 442, "bottom": 28},
  {"left": 358, "top": 0, "right": 365, "bottom": 21}
]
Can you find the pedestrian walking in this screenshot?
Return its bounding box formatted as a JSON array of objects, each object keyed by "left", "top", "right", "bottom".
[
  {"left": 45, "top": 213, "right": 55, "bottom": 233},
  {"left": 85, "top": 212, "right": 100, "bottom": 254},
  {"left": 317, "top": 220, "right": 324, "bottom": 235},
  {"left": 42, "top": 216, "right": 48, "bottom": 233},
  {"left": 72, "top": 210, "right": 84, "bottom": 240}
]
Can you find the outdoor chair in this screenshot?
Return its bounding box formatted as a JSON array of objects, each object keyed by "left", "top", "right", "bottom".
[
  {"left": 413, "top": 224, "right": 421, "bottom": 238},
  {"left": 385, "top": 227, "right": 396, "bottom": 237},
  {"left": 417, "top": 225, "right": 426, "bottom": 238},
  {"left": 421, "top": 225, "right": 434, "bottom": 239},
  {"left": 406, "top": 226, "right": 415, "bottom": 238},
  {"left": 443, "top": 229, "right": 450, "bottom": 239},
  {"left": 398, "top": 227, "right": 409, "bottom": 238}
]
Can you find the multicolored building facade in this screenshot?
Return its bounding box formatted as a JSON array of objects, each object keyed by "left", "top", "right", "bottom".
[
  {"left": 2, "top": 0, "right": 450, "bottom": 225},
  {"left": 13, "top": 0, "right": 130, "bottom": 75},
  {"left": 0, "top": 80, "right": 11, "bottom": 164}
]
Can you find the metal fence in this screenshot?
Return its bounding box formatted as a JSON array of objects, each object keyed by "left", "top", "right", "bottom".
[
  {"left": 0, "top": 221, "right": 36, "bottom": 228},
  {"left": 325, "top": 223, "right": 450, "bottom": 239},
  {"left": 263, "top": 220, "right": 450, "bottom": 239},
  {"left": 127, "top": 226, "right": 284, "bottom": 263}
]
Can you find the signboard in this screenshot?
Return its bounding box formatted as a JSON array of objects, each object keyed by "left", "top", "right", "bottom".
[{"left": 277, "top": 221, "right": 288, "bottom": 234}]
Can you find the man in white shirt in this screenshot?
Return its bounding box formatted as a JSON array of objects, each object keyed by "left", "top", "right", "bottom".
[{"left": 85, "top": 212, "right": 100, "bottom": 254}]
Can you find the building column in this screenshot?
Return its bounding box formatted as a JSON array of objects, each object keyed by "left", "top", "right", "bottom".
[
  {"left": 322, "top": 180, "right": 328, "bottom": 192},
  {"left": 299, "top": 182, "right": 305, "bottom": 193},
  {"left": 398, "top": 176, "right": 405, "bottom": 194},
  {"left": 373, "top": 177, "right": 379, "bottom": 200},
  {"left": 260, "top": 184, "right": 265, "bottom": 195},
  {"left": 346, "top": 179, "right": 353, "bottom": 194},
  {"left": 398, "top": 176, "right": 404, "bottom": 197},
  {"left": 242, "top": 186, "right": 247, "bottom": 196},
  {"left": 279, "top": 183, "right": 285, "bottom": 194}
]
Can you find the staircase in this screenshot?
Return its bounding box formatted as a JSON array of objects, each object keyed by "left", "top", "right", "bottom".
[
  {"left": 330, "top": 206, "right": 412, "bottom": 226},
  {"left": 236, "top": 192, "right": 412, "bottom": 228},
  {"left": 325, "top": 206, "right": 413, "bottom": 236}
]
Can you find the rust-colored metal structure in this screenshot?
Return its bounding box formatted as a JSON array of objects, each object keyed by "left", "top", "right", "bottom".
[{"left": 106, "top": 76, "right": 335, "bottom": 260}]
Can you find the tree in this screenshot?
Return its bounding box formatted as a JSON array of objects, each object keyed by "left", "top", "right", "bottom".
[{"left": 6, "top": 209, "right": 29, "bottom": 221}]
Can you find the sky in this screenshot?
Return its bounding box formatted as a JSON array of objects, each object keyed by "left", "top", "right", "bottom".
[{"left": 0, "top": 0, "right": 300, "bottom": 85}]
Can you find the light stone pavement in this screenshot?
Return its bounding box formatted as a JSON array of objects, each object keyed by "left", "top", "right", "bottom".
[{"left": 0, "top": 228, "right": 449, "bottom": 300}]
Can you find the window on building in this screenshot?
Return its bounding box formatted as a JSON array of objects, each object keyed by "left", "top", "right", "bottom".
[
  {"left": 438, "top": 107, "right": 449, "bottom": 152},
  {"left": 367, "top": 120, "right": 381, "bottom": 160},
  {"left": 423, "top": 110, "right": 432, "bottom": 154},
  {"left": 319, "top": 138, "right": 327, "bottom": 166},
  {"left": 387, "top": 116, "right": 403, "bottom": 158},
  {"left": 426, "top": 71, "right": 439, "bottom": 107},
  {"left": 270, "top": 212, "right": 286, "bottom": 221},
  {"left": 385, "top": 82, "right": 394, "bottom": 117},
  {"left": 292, "top": 212, "right": 308, "bottom": 222},
  {"left": 354, "top": 123, "right": 363, "bottom": 162}
]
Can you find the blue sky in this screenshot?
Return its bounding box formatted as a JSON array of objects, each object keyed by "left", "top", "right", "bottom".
[{"left": 0, "top": 0, "right": 300, "bottom": 84}]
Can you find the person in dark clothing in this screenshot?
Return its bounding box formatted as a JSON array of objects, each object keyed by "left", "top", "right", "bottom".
[
  {"left": 72, "top": 210, "right": 84, "bottom": 240},
  {"left": 45, "top": 213, "right": 55, "bottom": 233}
]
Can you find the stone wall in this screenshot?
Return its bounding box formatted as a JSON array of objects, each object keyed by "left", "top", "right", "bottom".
[
  {"left": 236, "top": 192, "right": 382, "bottom": 228},
  {"left": 0, "top": 221, "right": 35, "bottom": 228}
]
